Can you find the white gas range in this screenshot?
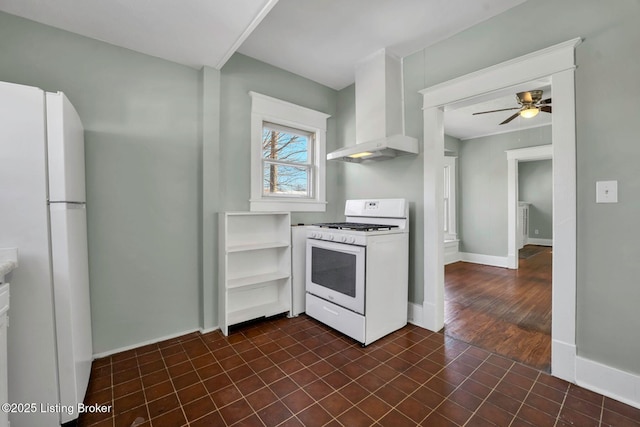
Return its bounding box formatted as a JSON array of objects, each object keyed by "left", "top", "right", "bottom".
[{"left": 305, "top": 199, "right": 409, "bottom": 346}]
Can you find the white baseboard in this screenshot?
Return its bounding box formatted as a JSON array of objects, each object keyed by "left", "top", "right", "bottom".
[
  {"left": 93, "top": 327, "right": 201, "bottom": 359},
  {"left": 200, "top": 326, "right": 220, "bottom": 334},
  {"left": 444, "top": 255, "right": 461, "bottom": 265},
  {"left": 460, "top": 252, "right": 509, "bottom": 268},
  {"left": 527, "top": 238, "right": 553, "bottom": 246},
  {"left": 419, "top": 301, "right": 444, "bottom": 332},
  {"left": 444, "top": 240, "right": 461, "bottom": 265},
  {"left": 407, "top": 302, "right": 425, "bottom": 328},
  {"left": 576, "top": 356, "right": 640, "bottom": 410},
  {"left": 552, "top": 339, "right": 576, "bottom": 383}
]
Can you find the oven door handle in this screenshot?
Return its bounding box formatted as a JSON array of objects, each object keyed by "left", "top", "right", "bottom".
[
  {"left": 323, "top": 306, "right": 339, "bottom": 316},
  {"left": 307, "top": 239, "right": 364, "bottom": 255}
]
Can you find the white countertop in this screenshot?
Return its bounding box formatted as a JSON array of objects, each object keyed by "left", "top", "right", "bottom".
[{"left": 0, "top": 248, "right": 18, "bottom": 283}]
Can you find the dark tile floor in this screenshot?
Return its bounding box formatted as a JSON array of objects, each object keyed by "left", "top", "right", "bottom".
[{"left": 79, "top": 315, "right": 640, "bottom": 426}]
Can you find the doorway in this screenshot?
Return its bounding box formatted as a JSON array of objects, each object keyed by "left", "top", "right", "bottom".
[
  {"left": 442, "top": 124, "right": 554, "bottom": 371},
  {"left": 420, "top": 38, "right": 580, "bottom": 381}
]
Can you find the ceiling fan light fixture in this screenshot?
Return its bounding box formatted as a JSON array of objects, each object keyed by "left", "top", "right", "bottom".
[{"left": 520, "top": 107, "right": 540, "bottom": 119}]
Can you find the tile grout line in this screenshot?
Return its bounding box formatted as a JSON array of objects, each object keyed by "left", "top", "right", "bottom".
[
  {"left": 137, "top": 351, "right": 153, "bottom": 427},
  {"left": 273, "top": 324, "right": 406, "bottom": 426},
  {"left": 385, "top": 339, "right": 454, "bottom": 424},
  {"left": 214, "top": 332, "right": 264, "bottom": 427},
  {"left": 507, "top": 370, "right": 541, "bottom": 427},
  {"left": 183, "top": 336, "right": 233, "bottom": 427},
  {"left": 166, "top": 341, "right": 191, "bottom": 427},
  {"left": 439, "top": 346, "right": 510, "bottom": 427},
  {"left": 553, "top": 383, "right": 569, "bottom": 427},
  {"left": 84, "top": 319, "right": 640, "bottom": 427},
  {"left": 354, "top": 332, "right": 441, "bottom": 425}
]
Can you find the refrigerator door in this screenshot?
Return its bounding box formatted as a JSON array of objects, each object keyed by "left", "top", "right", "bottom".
[
  {"left": 49, "top": 203, "right": 93, "bottom": 424},
  {"left": 1, "top": 81, "right": 63, "bottom": 426},
  {"left": 46, "top": 91, "right": 86, "bottom": 203}
]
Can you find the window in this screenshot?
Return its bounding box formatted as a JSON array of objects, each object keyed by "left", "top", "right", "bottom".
[
  {"left": 444, "top": 156, "right": 457, "bottom": 241},
  {"left": 262, "top": 122, "right": 313, "bottom": 198},
  {"left": 250, "top": 92, "right": 330, "bottom": 212}
]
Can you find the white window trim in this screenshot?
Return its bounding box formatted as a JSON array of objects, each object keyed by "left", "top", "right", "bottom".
[
  {"left": 249, "top": 91, "right": 330, "bottom": 212},
  {"left": 443, "top": 155, "right": 457, "bottom": 242}
]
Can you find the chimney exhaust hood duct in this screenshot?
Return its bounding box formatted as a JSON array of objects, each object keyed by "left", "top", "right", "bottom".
[{"left": 327, "top": 49, "right": 418, "bottom": 163}]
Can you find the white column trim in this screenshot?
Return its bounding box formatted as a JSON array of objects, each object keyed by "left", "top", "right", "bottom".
[{"left": 422, "top": 106, "right": 445, "bottom": 333}]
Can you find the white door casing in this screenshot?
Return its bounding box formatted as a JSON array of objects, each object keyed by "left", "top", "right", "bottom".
[{"left": 419, "top": 38, "right": 581, "bottom": 382}]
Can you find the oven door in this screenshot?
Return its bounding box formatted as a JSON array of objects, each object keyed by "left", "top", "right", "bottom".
[{"left": 305, "top": 238, "right": 365, "bottom": 314}]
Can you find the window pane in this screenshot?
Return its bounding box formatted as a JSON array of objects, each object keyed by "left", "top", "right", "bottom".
[
  {"left": 444, "top": 200, "right": 449, "bottom": 232},
  {"left": 262, "top": 124, "right": 311, "bottom": 164},
  {"left": 263, "top": 162, "right": 311, "bottom": 197},
  {"left": 443, "top": 165, "right": 450, "bottom": 197}
]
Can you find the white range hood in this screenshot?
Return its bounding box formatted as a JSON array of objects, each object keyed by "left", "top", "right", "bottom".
[{"left": 327, "top": 49, "right": 418, "bottom": 163}]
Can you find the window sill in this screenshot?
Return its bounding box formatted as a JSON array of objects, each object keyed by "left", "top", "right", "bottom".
[{"left": 250, "top": 199, "right": 327, "bottom": 213}]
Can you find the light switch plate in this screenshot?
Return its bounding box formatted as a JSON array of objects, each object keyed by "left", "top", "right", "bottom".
[{"left": 596, "top": 180, "right": 618, "bottom": 203}]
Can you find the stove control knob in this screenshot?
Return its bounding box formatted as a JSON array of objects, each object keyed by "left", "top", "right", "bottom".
[
  {"left": 348, "top": 237, "right": 356, "bottom": 244},
  {"left": 310, "top": 232, "right": 318, "bottom": 239},
  {"left": 326, "top": 234, "right": 334, "bottom": 241},
  {"left": 340, "top": 236, "right": 347, "bottom": 242}
]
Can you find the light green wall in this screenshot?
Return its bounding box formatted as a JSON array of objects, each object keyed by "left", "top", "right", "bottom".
[
  {"left": 0, "top": 12, "right": 340, "bottom": 353},
  {"left": 218, "top": 53, "right": 341, "bottom": 225},
  {"left": 199, "top": 54, "right": 340, "bottom": 329},
  {"left": 4, "top": 0, "right": 640, "bottom": 377},
  {"left": 0, "top": 12, "right": 201, "bottom": 353},
  {"left": 335, "top": 89, "right": 424, "bottom": 304},
  {"left": 403, "top": 0, "right": 640, "bottom": 374},
  {"left": 519, "top": 160, "right": 553, "bottom": 240},
  {"left": 457, "top": 127, "right": 551, "bottom": 256}
]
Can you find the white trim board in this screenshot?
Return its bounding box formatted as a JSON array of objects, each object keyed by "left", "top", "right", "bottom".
[
  {"left": 444, "top": 240, "right": 460, "bottom": 265},
  {"left": 527, "top": 238, "right": 552, "bottom": 246},
  {"left": 248, "top": 91, "right": 330, "bottom": 212},
  {"left": 92, "top": 328, "right": 201, "bottom": 359},
  {"left": 576, "top": 356, "right": 640, "bottom": 410},
  {"left": 460, "top": 253, "right": 509, "bottom": 268},
  {"left": 420, "top": 38, "right": 580, "bottom": 383},
  {"left": 407, "top": 302, "right": 425, "bottom": 329}
]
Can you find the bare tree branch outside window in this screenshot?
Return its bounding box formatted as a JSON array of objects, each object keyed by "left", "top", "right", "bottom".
[{"left": 262, "top": 123, "right": 313, "bottom": 197}]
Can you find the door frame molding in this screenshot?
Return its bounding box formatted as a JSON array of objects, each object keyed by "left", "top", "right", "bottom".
[
  {"left": 506, "top": 144, "right": 553, "bottom": 269},
  {"left": 418, "top": 38, "right": 581, "bottom": 382}
]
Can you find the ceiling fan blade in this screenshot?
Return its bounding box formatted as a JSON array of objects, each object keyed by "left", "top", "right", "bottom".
[
  {"left": 472, "top": 107, "right": 520, "bottom": 115},
  {"left": 541, "top": 97, "right": 552, "bottom": 104},
  {"left": 500, "top": 112, "right": 521, "bottom": 125},
  {"left": 540, "top": 106, "right": 552, "bottom": 113}
]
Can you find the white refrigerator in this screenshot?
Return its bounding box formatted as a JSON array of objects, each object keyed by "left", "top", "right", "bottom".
[{"left": 0, "top": 81, "right": 93, "bottom": 426}]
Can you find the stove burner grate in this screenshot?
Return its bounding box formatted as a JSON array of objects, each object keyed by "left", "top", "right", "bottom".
[{"left": 313, "top": 222, "right": 398, "bottom": 231}]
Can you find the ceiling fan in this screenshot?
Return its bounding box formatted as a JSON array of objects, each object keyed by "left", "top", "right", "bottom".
[{"left": 472, "top": 90, "right": 552, "bottom": 125}]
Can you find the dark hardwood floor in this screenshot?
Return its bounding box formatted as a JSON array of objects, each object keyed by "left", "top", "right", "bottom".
[{"left": 444, "top": 245, "right": 552, "bottom": 372}]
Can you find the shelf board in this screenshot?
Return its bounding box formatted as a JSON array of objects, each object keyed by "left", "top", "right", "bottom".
[
  {"left": 228, "top": 302, "right": 290, "bottom": 325},
  {"left": 226, "top": 241, "right": 290, "bottom": 253},
  {"left": 227, "top": 272, "right": 290, "bottom": 290}
]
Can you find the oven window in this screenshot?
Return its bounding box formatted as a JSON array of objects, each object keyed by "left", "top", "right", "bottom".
[{"left": 311, "top": 247, "right": 357, "bottom": 297}]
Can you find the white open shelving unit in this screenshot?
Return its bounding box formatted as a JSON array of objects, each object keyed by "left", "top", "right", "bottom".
[{"left": 218, "top": 212, "right": 291, "bottom": 335}]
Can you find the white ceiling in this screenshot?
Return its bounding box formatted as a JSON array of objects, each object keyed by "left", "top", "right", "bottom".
[
  {"left": 0, "top": 0, "right": 525, "bottom": 90},
  {"left": 444, "top": 81, "right": 552, "bottom": 140},
  {"left": 0, "top": 0, "right": 533, "bottom": 138},
  {"left": 238, "top": 0, "right": 526, "bottom": 90},
  {"left": 0, "top": 0, "right": 279, "bottom": 69}
]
